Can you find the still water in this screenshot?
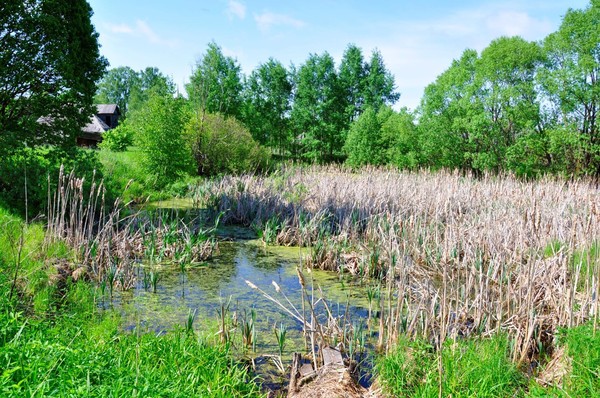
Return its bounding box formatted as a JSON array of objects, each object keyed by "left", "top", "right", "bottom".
[{"left": 102, "top": 234, "right": 377, "bottom": 360}]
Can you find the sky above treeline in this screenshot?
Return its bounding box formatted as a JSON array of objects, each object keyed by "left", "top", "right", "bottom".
[{"left": 88, "top": 0, "right": 589, "bottom": 110}]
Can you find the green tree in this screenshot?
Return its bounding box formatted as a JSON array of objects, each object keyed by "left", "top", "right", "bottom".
[
  {"left": 0, "top": 0, "right": 106, "bottom": 215},
  {"left": 418, "top": 49, "right": 480, "bottom": 170},
  {"left": 135, "top": 93, "right": 193, "bottom": 187},
  {"left": 338, "top": 44, "right": 367, "bottom": 126},
  {"left": 344, "top": 107, "right": 388, "bottom": 167},
  {"left": 242, "top": 58, "right": 293, "bottom": 154},
  {"left": 473, "top": 36, "right": 543, "bottom": 171},
  {"left": 128, "top": 67, "right": 175, "bottom": 115},
  {"left": 0, "top": 0, "right": 107, "bottom": 154},
  {"left": 94, "top": 66, "right": 138, "bottom": 116},
  {"left": 540, "top": 0, "right": 600, "bottom": 176},
  {"left": 363, "top": 49, "right": 400, "bottom": 111},
  {"left": 187, "top": 42, "right": 243, "bottom": 120},
  {"left": 382, "top": 107, "right": 421, "bottom": 169},
  {"left": 291, "top": 52, "right": 345, "bottom": 162}
]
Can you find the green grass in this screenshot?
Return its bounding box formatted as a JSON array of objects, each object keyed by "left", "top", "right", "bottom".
[
  {"left": 377, "top": 335, "right": 526, "bottom": 397},
  {"left": 560, "top": 323, "right": 600, "bottom": 396},
  {"left": 99, "top": 146, "right": 202, "bottom": 203},
  {"left": 0, "top": 304, "right": 262, "bottom": 397},
  {"left": 0, "top": 205, "right": 263, "bottom": 398}
]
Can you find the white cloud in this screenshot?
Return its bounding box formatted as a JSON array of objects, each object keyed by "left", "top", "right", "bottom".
[
  {"left": 107, "top": 23, "right": 133, "bottom": 34},
  {"left": 226, "top": 0, "right": 246, "bottom": 20},
  {"left": 104, "top": 20, "right": 179, "bottom": 49},
  {"left": 254, "top": 12, "right": 305, "bottom": 32}
]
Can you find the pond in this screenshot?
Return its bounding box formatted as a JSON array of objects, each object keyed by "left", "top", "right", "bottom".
[{"left": 101, "top": 224, "right": 382, "bottom": 387}]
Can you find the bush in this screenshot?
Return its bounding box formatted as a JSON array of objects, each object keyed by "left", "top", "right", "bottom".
[
  {"left": 98, "top": 124, "right": 133, "bottom": 151},
  {"left": 134, "top": 94, "right": 194, "bottom": 188},
  {"left": 186, "top": 112, "right": 270, "bottom": 176}
]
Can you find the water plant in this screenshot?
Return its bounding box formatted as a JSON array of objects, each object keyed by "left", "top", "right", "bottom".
[
  {"left": 274, "top": 322, "right": 287, "bottom": 358},
  {"left": 185, "top": 308, "right": 197, "bottom": 335},
  {"left": 149, "top": 270, "right": 159, "bottom": 293},
  {"left": 240, "top": 308, "right": 256, "bottom": 351}
]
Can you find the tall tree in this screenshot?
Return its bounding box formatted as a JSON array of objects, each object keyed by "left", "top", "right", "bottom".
[
  {"left": 473, "top": 36, "right": 544, "bottom": 171},
  {"left": 0, "top": 0, "right": 107, "bottom": 154},
  {"left": 418, "top": 49, "right": 480, "bottom": 170},
  {"left": 186, "top": 42, "right": 243, "bottom": 119},
  {"left": 338, "top": 44, "right": 367, "bottom": 126},
  {"left": 343, "top": 107, "right": 387, "bottom": 167},
  {"left": 135, "top": 92, "right": 192, "bottom": 187},
  {"left": 94, "top": 66, "right": 139, "bottom": 116},
  {"left": 291, "top": 52, "right": 345, "bottom": 162},
  {"left": 242, "top": 58, "right": 293, "bottom": 154},
  {"left": 540, "top": 0, "right": 600, "bottom": 175},
  {"left": 363, "top": 49, "right": 400, "bottom": 111},
  {"left": 127, "top": 67, "right": 175, "bottom": 115}
]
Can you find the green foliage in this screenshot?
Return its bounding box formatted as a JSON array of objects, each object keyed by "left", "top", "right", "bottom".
[
  {"left": 540, "top": 0, "right": 600, "bottom": 176},
  {"left": 0, "top": 147, "right": 102, "bottom": 217},
  {"left": 419, "top": 49, "right": 480, "bottom": 170},
  {"left": 363, "top": 49, "right": 400, "bottom": 111},
  {"left": 561, "top": 322, "right": 600, "bottom": 396},
  {"left": 377, "top": 335, "right": 526, "bottom": 397},
  {"left": 0, "top": 0, "right": 107, "bottom": 156},
  {"left": 505, "top": 132, "right": 551, "bottom": 178},
  {"left": 187, "top": 42, "right": 244, "bottom": 120},
  {"left": 94, "top": 66, "right": 138, "bottom": 116},
  {"left": 0, "top": 207, "right": 262, "bottom": 397},
  {"left": 382, "top": 107, "right": 421, "bottom": 169},
  {"left": 186, "top": 113, "right": 270, "bottom": 176},
  {"left": 291, "top": 52, "right": 346, "bottom": 162},
  {"left": 242, "top": 58, "right": 293, "bottom": 154},
  {"left": 98, "top": 124, "right": 133, "bottom": 152},
  {"left": 98, "top": 146, "right": 151, "bottom": 202},
  {"left": 134, "top": 93, "right": 194, "bottom": 188},
  {"left": 344, "top": 107, "right": 387, "bottom": 167},
  {"left": 338, "top": 44, "right": 367, "bottom": 125}
]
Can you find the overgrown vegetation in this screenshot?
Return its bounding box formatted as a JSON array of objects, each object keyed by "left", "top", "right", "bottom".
[
  {"left": 0, "top": 203, "right": 262, "bottom": 398},
  {"left": 194, "top": 166, "right": 599, "bottom": 394}
]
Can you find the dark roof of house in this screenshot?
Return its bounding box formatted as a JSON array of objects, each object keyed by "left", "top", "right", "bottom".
[
  {"left": 97, "top": 104, "right": 120, "bottom": 115},
  {"left": 82, "top": 114, "right": 109, "bottom": 134}
]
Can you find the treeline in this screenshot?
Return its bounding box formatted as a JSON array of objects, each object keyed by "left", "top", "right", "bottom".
[
  {"left": 96, "top": 41, "right": 399, "bottom": 169},
  {"left": 100, "top": 1, "right": 598, "bottom": 179}
]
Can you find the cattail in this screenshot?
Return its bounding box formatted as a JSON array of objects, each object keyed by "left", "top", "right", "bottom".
[{"left": 272, "top": 280, "right": 281, "bottom": 293}]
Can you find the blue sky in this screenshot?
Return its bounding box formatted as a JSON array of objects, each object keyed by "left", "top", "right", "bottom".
[{"left": 88, "top": 0, "right": 588, "bottom": 110}]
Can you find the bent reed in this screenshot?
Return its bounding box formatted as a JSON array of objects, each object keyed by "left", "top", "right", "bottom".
[{"left": 194, "top": 166, "right": 599, "bottom": 369}]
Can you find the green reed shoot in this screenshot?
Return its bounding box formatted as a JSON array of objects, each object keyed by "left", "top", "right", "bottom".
[
  {"left": 240, "top": 309, "right": 256, "bottom": 351},
  {"left": 185, "top": 308, "right": 197, "bottom": 335},
  {"left": 274, "top": 322, "right": 287, "bottom": 358},
  {"left": 149, "top": 271, "right": 159, "bottom": 293}
]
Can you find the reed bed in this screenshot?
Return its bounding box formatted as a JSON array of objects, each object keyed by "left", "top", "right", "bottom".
[
  {"left": 194, "top": 166, "right": 600, "bottom": 368},
  {"left": 45, "top": 166, "right": 218, "bottom": 291}
]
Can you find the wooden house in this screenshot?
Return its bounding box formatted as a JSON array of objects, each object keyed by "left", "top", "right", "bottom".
[{"left": 78, "top": 104, "right": 121, "bottom": 147}]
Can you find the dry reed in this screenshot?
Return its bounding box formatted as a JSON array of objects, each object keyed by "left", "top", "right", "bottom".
[{"left": 195, "top": 165, "right": 600, "bottom": 366}]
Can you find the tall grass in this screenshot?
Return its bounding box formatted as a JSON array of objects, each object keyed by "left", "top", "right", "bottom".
[
  {"left": 45, "top": 166, "right": 218, "bottom": 292},
  {"left": 195, "top": 166, "right": 599, "bottom": 368}
]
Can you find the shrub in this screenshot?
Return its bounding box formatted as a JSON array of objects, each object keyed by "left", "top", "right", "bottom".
[
  {"left": 98, "top": 124, "right": 133, "bottom": 151},
  {"left": 134, "top": 93, "right": 194, "bottom": 188},
  {"left": 186, "top": 112, "right": 270, "bottom": 176}
]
